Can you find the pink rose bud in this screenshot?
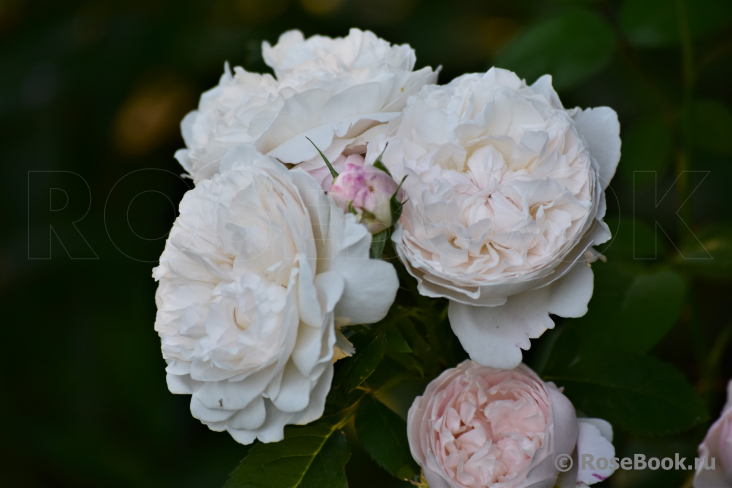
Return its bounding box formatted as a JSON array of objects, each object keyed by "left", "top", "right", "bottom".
[
  {"left": 695, "top": 380, "right": 732, "bottom": 487},
  {"left": 329, "top": 163, "right": 405, "bottom": 234},
  {"left": 408, "top": 360, "right": 616, "bottom": 488}
]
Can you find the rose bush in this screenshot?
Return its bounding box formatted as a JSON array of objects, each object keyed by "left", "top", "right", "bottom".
[
  {"left": 368, "top": 68, "right": 620, "bottom": 368},
  {"left": 407, "top": 360, "right": 616, "bottom": 488},
  {"left": 695, "top": 380, "right": 732, "bottom": 487},
  {"left": 153, "top": 146, "right": 398, "bottom": 444},
  {"left": 175, "top": 28, "right": 438, "bottom": 185}
]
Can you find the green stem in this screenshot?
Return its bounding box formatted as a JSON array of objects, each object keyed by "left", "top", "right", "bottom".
[{"left": 676, "top": 0, "right": 695, "bottom": 245}]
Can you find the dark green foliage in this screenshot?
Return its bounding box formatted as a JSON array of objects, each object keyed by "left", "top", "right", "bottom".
[
  {"left": 354, "top": 396, "right": 419, "bottom": 481},
  {"left": 223, "top": 417, "right": 351, "bottom": 488},
  {"left": 543, "top": 349, "right": 707, "bottom": 435},
  {"left": 496, "top": 10, "right": 616, "bottom": 90}
]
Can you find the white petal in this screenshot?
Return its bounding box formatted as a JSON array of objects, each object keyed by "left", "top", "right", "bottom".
[
  {"left": 272, "top": 361, "right": 312, "bottom": 413},
  {"left": 335, "top": 257, "right": 399, "bottom": 325},
  {"left": 180, "top": 110, "right": 198, "bottom": 148},
  {"left": 580, "top": 418, "right": 613, "bottom": 442},
  {"left": 190, "top": 395, "right": 235, "bottom": 423},
  {"left": 166, "top": 373, "right": 199, "bottom": 394},
  {"left": 290, "top": 364, "right": 333, "bottom": 426},
  {"left": 227, "top": 428, "right": 257, "bottom": 446},
  {"left": 194, "top": 367, "right": 273, "bottom": 410},
  {"left": 227, "top": 396, "right": 266, "bottom": 431},
  {"left": 572, "top": 107, "right": 621, "bottom": 190},
  {"left": 448, "top": 263, "right": 594, "bottom": 369},
  {"left": 298, "top": 258, "right": 323, "bottom": 328},
  {"left": 314, "top": 270, "right": 345, "bottom": 313},
  {"left": 576, "top": 419, "right": 616, "bottom": 485},
  {"left": 265, "top": 111, "right": 397, "bottom": 164}
]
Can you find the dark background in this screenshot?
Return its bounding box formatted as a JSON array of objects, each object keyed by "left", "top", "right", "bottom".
[{"left": 3, "top": 0, "right": 732, "bottom": 486}]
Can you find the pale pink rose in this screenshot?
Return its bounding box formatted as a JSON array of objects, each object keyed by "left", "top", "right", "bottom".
[
  {"left": 408, "top": 360, "right": 615, "bottom": 488},
  {"left": 329, "top": 162, "right": 405, "bottom": 234},
  {"left": 695, "top": 380, "right": 732, "bottom": 487},
  {"left": 309, "top": 153, "right": 366, "bottom": 191}
]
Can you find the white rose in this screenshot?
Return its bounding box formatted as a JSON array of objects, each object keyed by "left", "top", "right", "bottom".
[
  {"left": 368, "top": 68, "right": 620, "bottom": 369},
  {"left": 176, "top": 28, "right": 438, "bottom": 186},
  {"left": 153, "top": 146, "right": 399, "bottom": 444}
]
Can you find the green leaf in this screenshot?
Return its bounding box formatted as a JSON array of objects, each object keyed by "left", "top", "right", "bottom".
[
  {"left": 355, "top": 395, "right": 420, "bottom": 481},
  {"left": 530, "top": 327, "right": 580, "bottom": 377},
  {"left": 306, "top": 137, "right": 338, "bottom": 179},
  {"left": 674, "top": 225, "right": 732, "bottom": 280},
  {"left": 370, "top": 230, "right": 389, "bottom": 259},
  {"left": 331, "top": 328, "right": 387, "bottom": 392},
  {"left": 614, "top": 270, "right": 686, "bottom": 353},
  {"left": 569, "top": 263, "right": 686, "bottom": 354},
  {"left": 223, "top": 417, "right": 351, "bottom": 488},
  {"left": 693, "top": 100, "right": 732, "bottom": 156},
  {"left": 619, "top": 116, "right": 674, "bottom": 188},
  {"left": 620, "top": 0, "right": 732, "bottom": 48},
  {"left": 598, "top": 217, "right": 665, "bottom": 261},
  {"left": 386, "top": 325, "right": 412, "bottom": 353},
  {"left": 543, "top": 351, "right": 707, "bottom": 435},
  {"left": 496, "top": 10, "right": 615, "bottom": 90}
]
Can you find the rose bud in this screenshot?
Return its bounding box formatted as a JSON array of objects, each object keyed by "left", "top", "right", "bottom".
[
  {"left": 329, "top": 162, "right": 405, "bottom": 234},
  {"left": 695, "top": 380, "right": 732, "bottom": 487},
  {"left": 407, "top": 360, "right": 616, "bottom": 488}
]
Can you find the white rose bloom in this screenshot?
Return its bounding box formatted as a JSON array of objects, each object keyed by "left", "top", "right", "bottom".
[
  {"left": 153, "top": 146, "right": 399, "bottom": 444},
  {"left": 368, "top": 68, "right": 620, "bottom": 369},
  {"left": 176, "top": 28, "right": 438, "bottom": 186}
]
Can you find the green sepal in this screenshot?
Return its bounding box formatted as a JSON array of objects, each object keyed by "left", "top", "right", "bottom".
[
  {"left": 373, "top": 143, "right": 391, "bottom": 176},
  {"left": 390, "top": 176, "right": 407, "bottom": 225},
  {"left": 306, "top": 137, "right": 338, "bottom": 179},
  {"left": 346, "top": 200, "right": 358, "bottom": 216},
  {"left": 370, "top": 229, "right": 389, "bottom": 259}
]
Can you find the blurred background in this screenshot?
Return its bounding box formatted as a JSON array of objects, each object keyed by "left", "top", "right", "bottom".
[{"left": 4, "top": 0, "right": 732, "bottom": 486}]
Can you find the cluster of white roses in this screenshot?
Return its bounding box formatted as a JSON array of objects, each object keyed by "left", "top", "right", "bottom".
[{"left": 154, "top": 29, "right": 624, "bottom": 488}]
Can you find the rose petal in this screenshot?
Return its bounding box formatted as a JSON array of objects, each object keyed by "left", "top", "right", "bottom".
[{"left": 447, "top": 263, "right": 593, "bottom": 369}]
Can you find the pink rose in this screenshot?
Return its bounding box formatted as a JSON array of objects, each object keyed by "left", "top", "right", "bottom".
[
  {"left": 329, "top": 162, "right": 405, "bottom": 234},
  {"left": 407, "top": 360, "right": 615, "bottom": 488},
  {"left": 305, "top": 153, "right": 367, "bottom": 191},
  {"left": 695, "top": 380, "right": 732, "bottom": 487}
]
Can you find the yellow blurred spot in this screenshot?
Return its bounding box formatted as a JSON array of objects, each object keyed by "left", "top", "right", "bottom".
[
  {"left": 479, "top": 17, "right": 521, "bottom": 55},
  {"left": 447, "top": 17, "right": 522, "bottom": 64},
  {"left": 113, "top": 73, "right": 193, "bottom": 156},
  {"left": 0, "top": 0, "right": 22, "bottom": 33},
  {"left": 300, "top": 0, "right": 340, "bottom": 16}
]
